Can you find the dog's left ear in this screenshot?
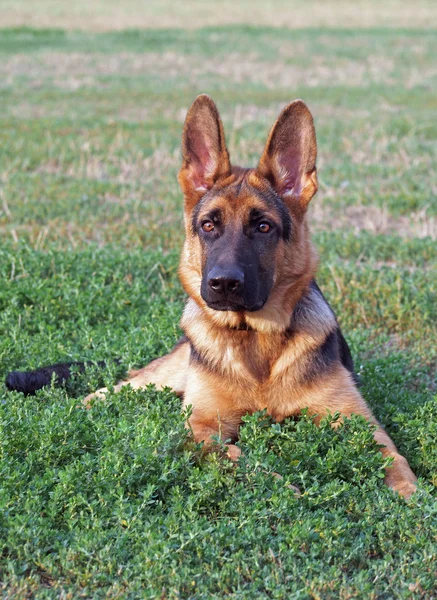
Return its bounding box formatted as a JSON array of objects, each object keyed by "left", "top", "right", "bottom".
[
  {"left": 257, "top": 100, "right": 318, "bottom": 210},
  {"left": 178, "top": 94, "right": 231, "bottom": 209}
]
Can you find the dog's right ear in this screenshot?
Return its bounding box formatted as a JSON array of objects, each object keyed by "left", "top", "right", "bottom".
[{"left": 178, "top": 95, "right": 231, "bottom": 209}]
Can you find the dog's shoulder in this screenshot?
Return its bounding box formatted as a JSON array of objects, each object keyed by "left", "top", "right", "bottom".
[
  {"left": 290, "top": 280, "right": 357, "bottom": 382},
  {"left": 291, "top": 280, "right": 336, "bottom": 338}
]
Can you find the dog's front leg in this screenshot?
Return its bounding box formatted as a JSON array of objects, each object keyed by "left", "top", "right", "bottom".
[
  {"left": 288, "top": 365, "right": 417, "bottom": 499},
  {"left": 188, "top": 408, "right": 242, "bottom": 461},
  {"left": 84, "top": 339, "right": 190, "bottom": 405},
  {"left": 183, "top": 371, "right": 243, "bottom": 460}
]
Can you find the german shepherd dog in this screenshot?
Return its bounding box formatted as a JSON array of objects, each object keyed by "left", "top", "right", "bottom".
[{"left": 7, "top": 95, "right": 417, "bottom": 498}]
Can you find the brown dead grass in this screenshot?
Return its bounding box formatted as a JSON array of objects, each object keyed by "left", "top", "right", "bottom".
[
  {"left": 1, "top": 0, "right": 436, "bottom": 31},
  {"left": 3, "top": 50, "right": 436, "bottom": 92},
  {"left": 35, "top": 146, "right": 180, "bottom": 187},
  {"left": 310, "top": 202, "right": 437, "bottom": 240},
  {"left": 19, "top": 128, "right": 434, "bottom": 244}
]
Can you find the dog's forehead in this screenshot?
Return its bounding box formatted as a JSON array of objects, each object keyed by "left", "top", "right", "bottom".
[{"left": 198, "top": 171, "right": 284, "bottom": 219}]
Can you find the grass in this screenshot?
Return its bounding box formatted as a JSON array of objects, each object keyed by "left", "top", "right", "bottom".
[
  {"left": 1, "top": 4, "right": 437, "bottom": 598},
  {"left": 1, "top": 0, "right": 437, "bottom": 30}
]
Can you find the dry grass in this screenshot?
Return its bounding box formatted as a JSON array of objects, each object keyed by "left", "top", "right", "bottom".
[
  {"left": 1, "top": 0, "right": 436, "bottom": 31},
  {"left": 35, "top": 146, "right": 180, "bottom": 188},
  {"left": 1, "top": 21, "right": 435, "bottom": 250},
  {"left": 2, "top": 115, "right": 433, "bottom": 246},
  {"left": 310, "top": 202, "right": 437, "bottom": 240},
  {"left": 2, "top": 50, "right": 436, "bottom": 93},
  {"left": 23, "top": 112, "right": 434, "bottom": 195}
]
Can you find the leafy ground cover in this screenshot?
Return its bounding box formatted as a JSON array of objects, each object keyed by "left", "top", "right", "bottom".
[{"left": 1, "top": 5, "right": 437, "bottom": 598}]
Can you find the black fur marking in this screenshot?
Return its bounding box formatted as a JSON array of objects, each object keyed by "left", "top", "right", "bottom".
[
  {"left": 266, "top": 194, "right": 292, "bottom": 241},
  {"left": 187, "top": 336, "right": 219, "bottom": 373},
  {"left": 233, "top": 178, "right": 244, "bottom": 196},
  {"left": 189, "top": 343, "right": 204, "bottom": 366},
  {"left": 187, "top": 338, "right": 213, "bottom": 372},
  {"left": 337, "top": 328, "right": 356, "bottom": 378},
  {"left": 309, "top": 280, "right": 359, "bottom": 384},
  {"left": 173, "top": 335, "right": 189, "bottom": 350},
  {"left": 5, "top": 361, "right": 108, "bottom": 396},
  {"left": 299, "top": 330, "right": 339, "bottom": 384}
]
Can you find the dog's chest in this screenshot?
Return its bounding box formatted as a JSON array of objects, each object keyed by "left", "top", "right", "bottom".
[{"left": 217, "top": 332, "right": 301, "bottom": 387}]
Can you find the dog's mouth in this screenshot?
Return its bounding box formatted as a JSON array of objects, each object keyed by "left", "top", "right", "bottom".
[{"left": 206, "top": 299, "right": 266, "bottom": 312}]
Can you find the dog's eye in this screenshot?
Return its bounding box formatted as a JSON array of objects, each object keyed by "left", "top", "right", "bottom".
[
  {"left": 257, "top": 222, "right": 271, "bottom": 233},
  {"left": 201, "top": 221, "right": 215, "bottom": 232}
]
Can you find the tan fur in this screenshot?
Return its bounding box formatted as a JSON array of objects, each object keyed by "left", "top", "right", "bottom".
[
  {"left": 85, "top": 95, "right": 417, "bottom": 499},
  {"left": 85, "top": 342, "right": 190, "bottom": 401}
]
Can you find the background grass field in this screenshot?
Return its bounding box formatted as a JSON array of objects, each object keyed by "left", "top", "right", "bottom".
[{"left": 1, "top": 1, "right": 437, "bottom": 598}]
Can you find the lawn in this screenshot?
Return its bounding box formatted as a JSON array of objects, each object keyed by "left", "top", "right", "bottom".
[{"left": 1, "top": 2, "right": 437, "bottom": 598}]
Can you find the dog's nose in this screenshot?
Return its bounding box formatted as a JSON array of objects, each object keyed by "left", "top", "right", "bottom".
[{"left": 208, "top": 267, "right": 244, "bottom": 295}]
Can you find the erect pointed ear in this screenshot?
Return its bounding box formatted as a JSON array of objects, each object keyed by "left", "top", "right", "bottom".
[
  {"left": 257, "top": 100, "right": 318, "bottom": 210},
  {"left": 178, "top": 94, "right": 231, "bottom": 208}
]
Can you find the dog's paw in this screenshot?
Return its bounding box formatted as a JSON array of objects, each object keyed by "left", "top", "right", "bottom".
[
  {"left": 384, "top": 454, "right": 418, "bottom": 500},
  {"left": 391, "top": 479, "right": 417, "bottom": 500},
  {"left": 83, "top": 387, "right": 108, "bottom": 408},
  {"left": 225, "top": 443, "right": 242, "bottom": 462}
]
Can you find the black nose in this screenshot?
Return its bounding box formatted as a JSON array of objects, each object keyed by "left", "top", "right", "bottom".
[{"left": 208, "top": 266, "right": 244, "bottom": 295}]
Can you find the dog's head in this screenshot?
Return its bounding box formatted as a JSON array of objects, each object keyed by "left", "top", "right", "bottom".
[{"left": 178, "top": 95, "right": 319, "bottom": 333}]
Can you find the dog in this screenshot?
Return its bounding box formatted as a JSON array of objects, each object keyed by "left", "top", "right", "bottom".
[{"left": 7, "top": 95, "right": 417, "bottom": 498}]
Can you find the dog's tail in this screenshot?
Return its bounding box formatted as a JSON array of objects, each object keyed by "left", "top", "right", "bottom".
[{"left": 5, "top": 361, "right": 109, "bottom": 396}]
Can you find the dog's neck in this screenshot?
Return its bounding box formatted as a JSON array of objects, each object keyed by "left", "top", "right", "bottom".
[
  {"left": 181, "top": 278, "right": 336, "bottom": 384},
  {"left": 181, "top": 275, "right": 332, "bottom": 343}
]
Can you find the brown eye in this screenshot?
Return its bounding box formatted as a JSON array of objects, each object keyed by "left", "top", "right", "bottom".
[
  {"left": 202, "top": 221, "right": 215, "bottom": 232},
  {"left": 257, "top": 222, "right": 271, "bottom": 233}
]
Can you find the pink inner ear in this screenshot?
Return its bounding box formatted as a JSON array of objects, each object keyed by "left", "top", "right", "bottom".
[
  {"left": 188, "top": 128, "right": 215, "bottom": 190},
  {"left": 277, "top": 147, "right": 301, "bottom": 196}
]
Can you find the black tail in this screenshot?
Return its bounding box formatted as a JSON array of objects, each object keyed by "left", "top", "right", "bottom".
[{"left": 5, "top": 361, "right": 108, "bottom": 396}]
